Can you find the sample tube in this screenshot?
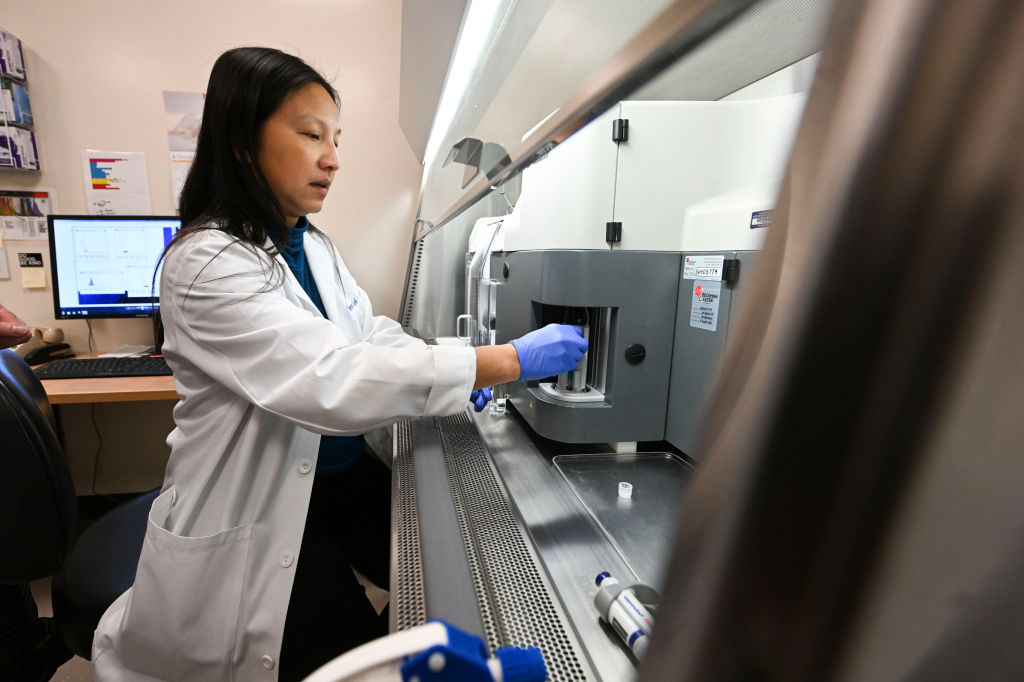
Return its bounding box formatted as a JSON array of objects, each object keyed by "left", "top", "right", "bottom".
[
  {"left": 556, "top": 308, "right": 590, "bottom": 393},
  {"left": 594, "top": 571, "right": 655, "bottom": 659}
]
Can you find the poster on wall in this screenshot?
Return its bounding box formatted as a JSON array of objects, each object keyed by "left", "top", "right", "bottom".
[
  {"left": 0, "top": 187, "right": 56, "bottom": 240},
  {"left": 81, "top": 150, "right": 152, "bottom": 215},
  {"left": 164, "top": 90, "right": 204, "bottom": 209}
]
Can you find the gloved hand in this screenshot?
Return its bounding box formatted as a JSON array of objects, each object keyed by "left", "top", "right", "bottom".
[
  {"left": 470, "top": 387, "right": 492, "bottom": 412},
  {"left": 509, "top": 324, "right": 588, "bottom": 381}
]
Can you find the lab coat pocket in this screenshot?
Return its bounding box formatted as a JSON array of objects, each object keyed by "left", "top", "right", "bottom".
[{"left": 119, "top": 487, "right": 253, "bottom": 681}]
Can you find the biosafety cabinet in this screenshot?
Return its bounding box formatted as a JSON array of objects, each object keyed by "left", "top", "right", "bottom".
[{"left": 392, "top": 1, "right": 829, "bottom": 681}]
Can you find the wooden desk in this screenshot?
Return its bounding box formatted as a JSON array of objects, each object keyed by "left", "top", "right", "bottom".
[
  {"left": 37, "top": 363, "right": 178, "bottom": 494},
  {"left": 41, "top": 374, "right": 178, "bottom": 404}
]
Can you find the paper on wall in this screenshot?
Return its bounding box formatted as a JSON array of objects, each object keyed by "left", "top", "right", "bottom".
[
  {"left": 164, "top": 91, "right": 204, "bottom": 210},
  {"left": 170, "top": 151, "right": 194, "bottom": 209},
  {"left": 81, "top": 150, "right": 152, "bottom": 215},
  {"left": 18, "top": 251, "right": 45, "bottom": 288},
  {"left": 0, "top": 188, "right": 56, "bottom": 240},
  {"left": 21, "top": 266, "right": 45, "bottom": 288},
  {"left": 0, "top": 247, "right": 9, "bottom": 279}
]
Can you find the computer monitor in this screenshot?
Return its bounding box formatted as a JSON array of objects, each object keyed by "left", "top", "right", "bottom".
[{"left": 47, "top": 214, "right": 182, "bottom": 319}]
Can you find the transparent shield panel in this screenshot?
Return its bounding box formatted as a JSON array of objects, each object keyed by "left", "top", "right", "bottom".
[
  {"left": 417, "top": 0, "right": 679, "bottom": 229},
  {"left": 415, "top": 0, "right": 832, "bottom": 233}
]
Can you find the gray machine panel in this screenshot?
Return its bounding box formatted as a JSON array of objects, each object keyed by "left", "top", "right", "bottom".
[
  {"left": 665, "top": 250, "right": 758, "bottom": 458},
  {"left": 492, "top": 250, "right": 682, "bottom": 444}
]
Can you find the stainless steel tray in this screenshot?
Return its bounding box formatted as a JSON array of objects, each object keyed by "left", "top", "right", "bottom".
[{"left": 553, "top": 452, "right": 694, "bottom": 588}]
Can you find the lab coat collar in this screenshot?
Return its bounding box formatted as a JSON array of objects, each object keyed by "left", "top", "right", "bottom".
[
  {"left": 257, "top": 230, "right": 337, "bottom": 325},
  {"left": 303, "top": 230, "right": 345, "bottom": 325}
]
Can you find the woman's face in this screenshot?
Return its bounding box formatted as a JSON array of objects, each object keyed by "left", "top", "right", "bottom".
[{"left": 257, "top": 82, "right": 341, "bottom": 227}]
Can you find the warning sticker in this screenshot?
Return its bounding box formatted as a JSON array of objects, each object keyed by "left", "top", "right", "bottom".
[
  {"left": 690, "top": 279, "right": 721, "bottom": 332},
  {"left": 750, "top": 209, "right": 773, "bottom": 229},
  {"left": 683, "top": 254, "right": 725, "bottom": 280}
]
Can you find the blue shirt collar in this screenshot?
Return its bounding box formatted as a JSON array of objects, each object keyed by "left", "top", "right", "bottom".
[{"left": 282, "top": 217, "right": 309, "bottom": 261}]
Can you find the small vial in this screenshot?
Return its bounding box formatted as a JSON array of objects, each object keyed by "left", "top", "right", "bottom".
[
  {"left": 618, "top": 481, "right": 633, "bottom": 499},
  {"left": 594, "top": 571, "right": 655, "bottom": 659}
]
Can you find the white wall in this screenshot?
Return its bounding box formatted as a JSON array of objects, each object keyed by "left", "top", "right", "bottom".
[
  {"left": 0, "top": 0, "right": 422, "bottom": 353},
  {"left": 0, "top": 0, "right": 424, "bottom": 493}
]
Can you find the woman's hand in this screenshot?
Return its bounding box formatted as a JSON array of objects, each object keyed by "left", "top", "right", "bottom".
[
  {"left": 472, "top": 324, "right": 589, "bottom": 389},
  {"left": 509, "top": 324, "right": 588, "bottom": 381},
  {"left": 469, "top": 387, "right": 492, "bottom": 412}
]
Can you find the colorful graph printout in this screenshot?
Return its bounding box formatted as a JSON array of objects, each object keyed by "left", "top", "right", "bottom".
[
  {"left": 81, "top": 150, "right": 152, "bottom": 215},
  {"left": 0, "top": 188, "right": 54, "bottom": 240}
]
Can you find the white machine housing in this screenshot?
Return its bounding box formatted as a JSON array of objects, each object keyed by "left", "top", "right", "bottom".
[{"left": 502, "top": 95, "right": 806, "bottom": 252}]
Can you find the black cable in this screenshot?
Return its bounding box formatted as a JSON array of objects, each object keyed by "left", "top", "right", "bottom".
[{"left": 90, "top": 403, "right": 103, "bottom": 496}]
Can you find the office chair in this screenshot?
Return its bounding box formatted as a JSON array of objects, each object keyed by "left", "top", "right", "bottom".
[{"left": 0, "top": 348, "right": 159, "bottom": 680}]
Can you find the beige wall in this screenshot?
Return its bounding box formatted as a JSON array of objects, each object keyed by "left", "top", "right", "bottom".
[{"left": 0, "top": 0, "right": 424, "bottom": 493}]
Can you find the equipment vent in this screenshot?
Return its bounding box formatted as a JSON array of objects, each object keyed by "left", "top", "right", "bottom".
[
  {"left": 391, "top": 420, "right": 426, "bottom": 630},
  {"left": 401, "top": 239, "right": 426, "bottom": 327}
]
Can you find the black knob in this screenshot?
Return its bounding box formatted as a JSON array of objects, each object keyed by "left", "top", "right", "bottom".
[
  {"left": 502, "top": 261, "right": 510, "bottom": 278},
  {"left": 624, "top": 344, "right": 646, "bottom": 365}
]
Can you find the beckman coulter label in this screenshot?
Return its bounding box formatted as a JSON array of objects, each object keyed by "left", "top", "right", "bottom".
[{"left": 690, "top": 279, "right": 721, "bottom": 332}]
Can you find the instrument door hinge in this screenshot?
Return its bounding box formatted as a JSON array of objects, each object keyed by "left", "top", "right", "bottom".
[{"left": 612, "top": 118, "right": 629, "bottom": 142}]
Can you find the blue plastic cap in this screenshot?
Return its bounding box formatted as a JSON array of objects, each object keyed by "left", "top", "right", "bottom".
[
  {"left": 628, "top": 630, "right": 645, "bottom": 648},
  {"left": 595, "top": 570, "right": 611, "bottom": 586},
  {"left": 495, "top": 646, "right": 547, "bottom": 682}
]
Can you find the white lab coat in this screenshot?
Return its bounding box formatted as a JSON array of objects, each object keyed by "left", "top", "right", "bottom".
[{"left": 92, "top": 227, "right": 475, "bottom": 681}]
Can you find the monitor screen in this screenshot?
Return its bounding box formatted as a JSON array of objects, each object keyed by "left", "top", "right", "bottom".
[{"left": 47, "top": 214, "right": 182, "bottom": 319}]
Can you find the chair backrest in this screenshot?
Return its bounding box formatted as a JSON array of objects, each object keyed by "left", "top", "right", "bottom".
[{"left": 0, "top": 349, "right": 77, "bottom": 584}]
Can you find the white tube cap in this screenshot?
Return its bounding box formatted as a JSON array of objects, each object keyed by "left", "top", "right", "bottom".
[{"left": 618, "top": 481, "right": 633, "bottom": 499}]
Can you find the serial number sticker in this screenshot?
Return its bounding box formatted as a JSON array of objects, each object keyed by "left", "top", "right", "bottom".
[{"left": 683, "top": 254, "right": 725, "bottom": 280}]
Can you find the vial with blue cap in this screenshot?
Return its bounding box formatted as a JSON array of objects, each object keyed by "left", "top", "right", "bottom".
[{"left": 594, "top": 571, "right": 655, "bottom": 659}]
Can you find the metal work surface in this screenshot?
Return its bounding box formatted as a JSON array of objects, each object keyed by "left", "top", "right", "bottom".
[
  {"left": 470, "top": 409, "right": 645, "bottom": 681},
  {"left": 408, "top": 417, "right": 487, "bottom": 637},
  {"left": 392, "top": 408, "right": 685, "bottom": 680},
  {"left": 435, "top": 412, "right": 594, "bottom": 682},
  {"left": 553, "top": 453, "right": 693, "bottom": 589}
]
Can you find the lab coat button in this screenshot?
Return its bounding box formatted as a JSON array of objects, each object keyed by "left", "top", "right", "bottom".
[
  {"left": 298, "top": 460, "right": 312, "bottom": 475},
  {"left": 280, "top": 552, "right": 294, "bottom": 568},
  {"left": 260, "top": 655, "right": 275, "bottom": 670}
]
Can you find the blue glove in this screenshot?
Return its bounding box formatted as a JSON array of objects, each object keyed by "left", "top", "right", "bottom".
[
  {"left": 509, "top": 324, "right": 588, "bottom": 381},
  {"left": 470, "top": 387, "right": 492, "bottom": 412}
]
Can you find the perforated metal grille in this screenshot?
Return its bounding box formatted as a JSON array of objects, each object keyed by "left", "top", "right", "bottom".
[
  {"left": 391, "top": 420, "right": 426, "bottom": 631},
  {"left": 436, "top": 413, "right": 589, "bottom": 682}
]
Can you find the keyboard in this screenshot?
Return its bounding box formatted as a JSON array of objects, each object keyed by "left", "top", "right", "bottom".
[{"left": 33, "top": 355, "right": 172, "bottom": 379}]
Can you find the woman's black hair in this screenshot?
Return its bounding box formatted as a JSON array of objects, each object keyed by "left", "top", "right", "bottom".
[
  {"left": 150, "top": 47, "right": 340, "bottom": 341},
  {"left": 179, "top": 46, "right": 340, "bottom": 247}
]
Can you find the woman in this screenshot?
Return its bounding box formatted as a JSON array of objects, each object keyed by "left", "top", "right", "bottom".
[{"left": 92, "top": 47, "right": 585, "bottom": 681}]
